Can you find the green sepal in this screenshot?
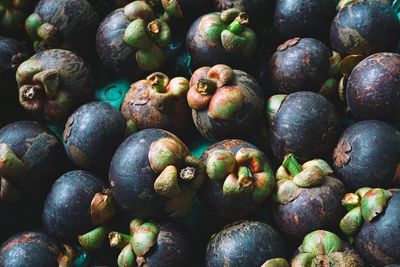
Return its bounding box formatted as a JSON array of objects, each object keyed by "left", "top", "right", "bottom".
[
  {"left": 161, "top": 0, "right": 183, "bottom": 18},
  {"left": 78, "top": 226, "right": 107, "bottom": 252},
  {"left": 261, "top": 258, "right": 289, "bottom": 267},
  {"left": 300, "top": 230, "right": 343, "bottom": 256},
  {"left": 252, "top": 170, "right": 275, "bottom": 203},
  {"left": 201, "top": 13, "right": 225, "bottom": 43},
  {"left": 123, "top": 1, "right": 154, "bottom": 21},
  {"left": 292, "top": 166, "right": 325, "bottom": 188},
  {"left": 355, "top": 187, "right": 371, "bottom": 198},
  {"left": 220, "top": 8, "right": 242, "bottom": 23},
  {"left": 148, "top": 137, "right": 187, "bottom": 174},
  {"left": 302, "top": 159, "right": 333, "bottom": 176},
  {"left": 276, "top": 166, "right": 290, "bottom": 181},
  {"left": 136, "top": 44, "right": 165, "bottom": 71},
  {"left": 130, "top": 219, "right": 144, "bottom": 235},
  {"left": 266, "top": 94, "right": 287, "bottom": 125},
  {"left": 117, "top": 244, "right": 136, "bottom": 267},
  {"left": 341, "top": 193, "right": 360, "bottom": 211},
  {"left": 131, "top": 223, "right": 159, "bottom": 257},
  {"left": 274, "top": 179, "right": 302, "bottom": 204},
  {"left": 206, "top": 149, "right": 236, "bottom": 180},
  {"left": 25, "top": 13, "right": 42, "bottom": 40},
  {"left": 208, "top": 85, "right": 244, "bottom": 120},
  {"left": 154, "top": 165, "right": 181, "bottom": 198},
  {"left": 360, "top": 188, "right": 392, "bottom": 222},
  {"left": 222, "top": 173, "right": 253, "bottom": 196},
  {"left": 124, "top": 18, "right": 153, "bottom": 49},
  {"left": 340, "top": 206, "right": 363, "bottom": 236},
  {"left": 291, "top": 252, "right": 315, "bottom": 267}
]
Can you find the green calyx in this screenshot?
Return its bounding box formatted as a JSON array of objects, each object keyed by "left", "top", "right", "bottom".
[
  {"left": 266, "top": 94, "right": 287, "bottom": 126},
  {"left": 25, "top": 13, "right": 61, "bottom": 47},
  {"left": 300, "top": 230, "right": 343, "bottom": 256},
  {"left": 206, "top": 147, "right": 275, "bottom": 203},
  {"left": 117, "top": 244, "right": 136, "bottom": 267},
  {"left": 146, "top": 72, "right": 170, "bottom": 93},
  {"left": 148, "top": 137, "right": 205, "bottom": 218},
  {"left": 78, "top": 226, "right": 108, "bottom": 251},
  {"left": 161, "top": 0, "right": 183, "bottom": 19},
  {"left": 261, "top": 258, "right": 289, "bottom": 267},
  {"left": 25, "top": 13, "right": 43, "bottom": 39},
  {"left": 274, "top": 154, "right": 330, "bottom": 204},
  {"left": 145, "top": 72, "right": 189, "bottom": 97},
  {"left": 340, "top": 187, "right": 392, "bottom": 241}
]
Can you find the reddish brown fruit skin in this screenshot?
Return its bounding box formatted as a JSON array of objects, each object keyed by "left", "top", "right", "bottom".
[
  {"left": 330, "top": 0, "right": 400, "bottom": 57},
  {"left": 269, "top": 38, "right": 331, "bottom": 93},
  {"left": 346, "top": 53, "right": 400, "bottom": 121},
  {"left": 273, "top": 176, "right": 346, "bottom": 239},
  {"left": 355, "top": 189, "right": 400, "bottom": 266}
]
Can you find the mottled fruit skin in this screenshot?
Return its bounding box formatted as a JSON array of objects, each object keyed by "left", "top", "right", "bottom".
[
  {"left": 333, "top": 120, "right": 400, "bottom": 191},
  {"left": 330, "top": 0, "right": 400, "bottom": 57},
  {"left": 269, "top": 38, "right": 331, "bottom": 93},
  {"left": 0, "top": 232, "right": 62, "bottom": 267},
  {"left": 144, "top": 223, "right": 194, "bottom": 267},
  {"left": 355, "top": 189, "right": 400, "bottom": 266},
  {"left": 273, "top": 0, "right": 336, "bottom": 40},
  {"left": 192, "top": 70, "right": 264, "bottom": 141},
  {"left": 109, "top": 129, "right": 179, "bottom": 218},
  {"left": 42, "top": 170, "right": 106, "bottom": 242},
  {"left": 63, "top": 102, "right": 126, "bottom": 175},
  {"left": 347, "top": 53, "right": 400, "bottom": 121},
  {"left": 205, "top": 221, "right": 286, "bottom": 267},
  {"left": 273, "top": 177, "right": 346, "bottom": 239},
  {"left": 270, "top": 92, "right": 340, "bottom": 162},
  {"left": 199, "top": 140, "right": 267, "bottom": 221},
  {"left": 0, "top": 121, "right": 66, "bottom": 200}
]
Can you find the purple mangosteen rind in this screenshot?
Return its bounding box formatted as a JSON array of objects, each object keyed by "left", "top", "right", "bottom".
[
  {"left": 199, "top": 139, "right": 275, "bottom": 222},
  {"left": 188, "top": 65, "right": 265, "bottom": 141},
  {"left": 205, "top": 221, "right": 286, "bottom": 267}
]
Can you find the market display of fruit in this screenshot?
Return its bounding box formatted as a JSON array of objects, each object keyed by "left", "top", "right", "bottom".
[{"left": 0, "top": 0, "right": 400, "bottom": 266}]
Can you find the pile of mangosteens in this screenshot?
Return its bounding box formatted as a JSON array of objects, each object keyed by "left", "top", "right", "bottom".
[{"left": 0, "top": 0, "right": 400, "bottom": 266}]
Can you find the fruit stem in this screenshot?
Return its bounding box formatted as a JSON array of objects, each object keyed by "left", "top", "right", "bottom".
[
  {"left": 109, "top": 231, "right": 132, "bottom": 250},
  {"left": 147, "top": 20, "right": 160, "bottom": 35},
  {"left": 180, "top": 166, "right": 196, "bottom": 180},
  {"left": 227, "top": 12, "right": 248, "bottom": 35},
  {"left": 147, "top": 73, "right": 166, "bottom": 93},
  {"left": 282, "top": 153, "right": 302, "bottom": 177},
  {"left": 195, "top": 79, "right": 217, "bottom": 95},
  {"left": 237, "top": 166, "right": 253, "bottom": 186}
]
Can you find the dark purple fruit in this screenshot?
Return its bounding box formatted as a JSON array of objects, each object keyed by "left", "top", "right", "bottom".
[
  {"left": 330, "top": 0, "right": 400, "bottom": 57},
  {"left": 273, "top": 154, "right": 346, "bottom": 239},
  {"left": 269, "top": 38, "right": 332, "bottom": 93},
  {"left": 96, "top": 1, "right": 172, "bottom": 78},
  {"left": 0, "top": 231, "right": 74, "bottom": 267},
  {"left": 273, "top": 0, "right": 336, "bottom": 41},
  {"left": 199, "top": 139, "right": 275, "bottom": 222},
  {"left": 16, "top": 49, "right": 94, "bottom": 123},
  {"left": 63, "top": 102, "right": 126, "bottom": 175},
  {"left": 268, "top": 91, "right": 340, "bottom": 162},
  {"left": 186, "top": 8, "right": 258, "bottom": 71},
  {"left": 25, "top": 0, "right": 99, "bottom": 54},
  {"left": 346, "top": 52, "right": 400, "bottom": 121},
  {"left": 332, "top": 120, "right": 400, "bottom": 191},
  {"left": 187, "top": 64, "right": 264, "bottom": 141},
  {"left": 340, "top": 188, "right": 400, "bottom": 266},
  {"left": 109, "top": 128, "right": 206, "bottom": 218},
  {"left": 121, "top": 72, "right": 192, "bottom": 137},
  {"left": 43, "top": 170, "right": 115, "bottom": 251},
  {"left": 109, "top": 219, "right": 194, "bottom": 267},
  {"left": 0, "top": 121, "right": 66, "bottom": 203},
  {"left": 205, "top": 221, "right": 286, "bottom": 267}
]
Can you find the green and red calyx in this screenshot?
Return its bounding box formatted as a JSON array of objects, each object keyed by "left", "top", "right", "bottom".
[
  {"left": 122, "top": 1, "right": 171, "bottom": 71},
  {"left": 145, "top": 72, "right": 189, "bottom": 96},
  {"left": 274, "top": 154, "right": 333, "bottom": 204},
  {"left": 109, "top": 219, "right": 159, "bottom": 267},
  {"left": 340, "top": 187, "right": 392, "bottom": 240},
  {"left": 148, "top": 137, "right": 206, "bottom": 218},
  {"left": 187, "top": 64, "right": 245, "bottom": 120},
  {"left": 16, "top": 59, "right": 74, "bottom": 123},
  {"left": 204, "top": 147, "right": 275, "bottom": 203},
  {"left": 199, "top": 8, "right": 257, "bottom": 58}
]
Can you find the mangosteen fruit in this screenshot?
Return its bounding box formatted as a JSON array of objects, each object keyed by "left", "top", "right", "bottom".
[
  {"left": 290, "top": 230, "right": 364, "bottom": 266},
  {"left": 0, "top": 121, "right": 66, "bottom": 203},
  {"left": 0, "top": 231, "right": 76, "bottom": 266},
  {"left": 16, "top": 49, "right": 94, "bottom": 123},
  {"left": 25, "top": 0, "right": 99, "bottom": 54},
  {"left": 187, "top": 64, "right": 264, "bottom": 141},
  {"left": 109, "top": 128, "right": 206, "bottom": 218},
  {"left": 109, "top": 219, "right": 194, "bottom": 267},
  {"left": 96, "top": 1, "right": 172, "bottom": 77},
  {"left": 205, "top": 221, "right": 286, "bottom": 267},
  {"left": 0, "top": 0, "right": 38, "bottom": 38},
  {"left": 340, "top": 188, "right": 400, "bottom": 266},
  {"left": 330, "top": 0, "right": 400, "bottom": 57},
  {"left": 120, "top": 72, "right": 192, "bottom": 137},
  {"left": 186, "top": 8, "right": 258, "bottom": 71},
  {"left": 269, "top": 37, "right": 338, "bottom": 94},
  {"left": 346, "top": 52, "right": 400, "bottom": 121},
  {"left": 273, "top": 154, "right": 346, "bottom": 239},
  {"left": 267, "top": 91, "right": 340, "bottom": 162},
  {"left": 198, "top": 139, "right": 275, "bottom": 222},
  {"left": 332, "top": 120, "right": 400, "bottom": 191},
  {"left": 273, "top": 0, "right": 336, "bottom": 41},
  {"left": 63, "top": 102, "right": 126, "bottom": 175},
  {"left": 43, "top": 170, "right": 117, "bottom": 251}
]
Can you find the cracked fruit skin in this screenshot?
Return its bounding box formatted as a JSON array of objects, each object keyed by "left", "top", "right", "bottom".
[
  {"left": 332, "top": 120, "right": 400, "bottom": 191},
  {"left": 63, "top": 102, "right": 126, "bottom": 175},
  {"left": 346, "top": 53, "right": 400, "bottom": 121},
  {"left": 43, "top": 170, "right": 106, "bottom": 243},
  {"left": 269, "top": 38, "right": 332, "bottom": 93},
  {"left": 0, "top": 232, "right": 63, "bottom": 267},
  {"left": 330, "top": 0, "right": 400, "bottom": 57},
  {"left": 273, "top": 0, "right": 336, "bottom": 41},
  {"left": 355, "top": 189, "right": 400, "bottom": 266},
  {"left": 270, "top": 91, "right": 340, "bottom": 163},
  {"left": 0, "top": 121, "right": 67, "bottom": 202},
  {"left": 205, "top": 221, "right": 286, "bottom": 267}
]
